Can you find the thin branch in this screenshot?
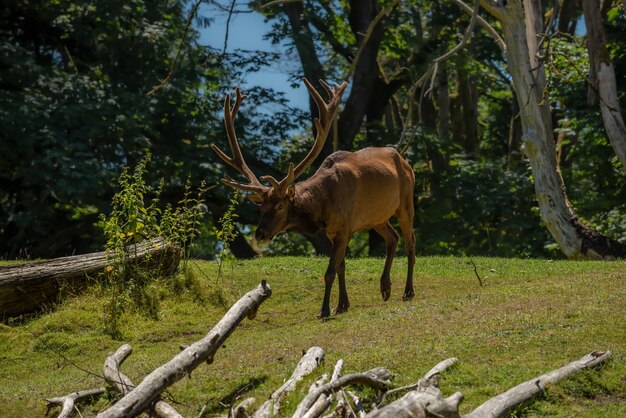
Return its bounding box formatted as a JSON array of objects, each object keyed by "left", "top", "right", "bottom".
[
  {"left": 222, "top": 0, "right": 238, "bottom": 56},
  {"left": 450, "top": 0, "right": 506, "bottom": 51},
  {"left": 148, "top": 0, "right": 203, "bottom": 96},
  {"left": 47, "top": 387, "right": 106, "bottom": 418},
  {"left": 469, "top": 258, "right": 484, "bottom": 287},
  {"left": 260, "top": 0, "right": 302, "bottom": 9}
]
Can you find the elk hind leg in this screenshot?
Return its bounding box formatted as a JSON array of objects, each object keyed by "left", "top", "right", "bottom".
[
  {"left": 335, "top": 257, "right": 350, "bottom": 314},
  {"left": 396, "top": 207, "right": 415, "bottom": 301},
  {"left": 373, "top": 222, "right": 399, "bottom": 301}
]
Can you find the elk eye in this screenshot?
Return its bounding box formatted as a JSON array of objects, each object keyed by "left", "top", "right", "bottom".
[{"left": 275, "top": 203, "right": 284, "bottom": 211}]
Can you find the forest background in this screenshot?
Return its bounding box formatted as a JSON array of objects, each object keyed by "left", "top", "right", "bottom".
[{"left": 1, "top": 0, "right": 625, "bottom": 261}]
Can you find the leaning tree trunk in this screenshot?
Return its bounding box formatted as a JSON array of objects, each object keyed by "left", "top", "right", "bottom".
[
  {"left": 0, "top": 237, "right": 180, "bottom": 318},
  {"left": 582, "top": 0, "right": 626, "bottom": 173},
  {"left": 480, "top": 0, "right": 626, "bottom": 259}
]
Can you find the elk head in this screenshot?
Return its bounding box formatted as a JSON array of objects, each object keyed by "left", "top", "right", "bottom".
[{"left": 211, "top": 79, "right": 348, "bottom": 242}]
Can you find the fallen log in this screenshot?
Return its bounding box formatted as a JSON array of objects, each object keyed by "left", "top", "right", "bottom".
[
  {"left": 366, "top": 358, "right": 461, "bottom": 418},
  {"left": 465, "top": 350, "right": 612, "bottom": 418},
  {"left": 251, "top": 346, "right": 326, "bottom": 418},
  {"left": 46, "top": 387, "right": 106, "bottom": 418},
  {"left": 0, "top": 237, "right": 180, "bottom": 318},
  {"left": 96, "top": 280, "right": 272, "bottom": 418},
  {"left": 103, "top": 344, "right": 182, "bottom": 418},
  {"left": 293, "top": 367, "right": 393, "bottom": 418}
]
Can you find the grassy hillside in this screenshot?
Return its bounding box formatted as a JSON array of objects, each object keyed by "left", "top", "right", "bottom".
[{"left": 1, "top": 256, "right": 624, "bottom": 417}]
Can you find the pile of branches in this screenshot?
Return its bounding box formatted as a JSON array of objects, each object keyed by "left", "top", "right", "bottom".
[{"left": 46, "top": 281, "right": 611, "bottom": 418}]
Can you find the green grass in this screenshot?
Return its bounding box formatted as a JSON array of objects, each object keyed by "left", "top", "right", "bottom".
[{"left": 1, "top": 256, "right": 625, "bottom": 417}]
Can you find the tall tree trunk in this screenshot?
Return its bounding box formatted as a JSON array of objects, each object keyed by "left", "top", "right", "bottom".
[
  {"left": 480, "top": 0, "right": 626, "bottom": 259},
  {"left": 337, "top": 0, "right": 386, "bottom": 151},
  {"left": 582, "top": 0, "right": 626, "bottom": 173},
  {"left": 507, "top": 90, "right": 523, "bottom": 170},
  {"left": 558, "top": 0, "right": 580, "bottom": 35},
  {"left": 459, "top": 71, "right": 479, "bottom": 155},
  {"left": 437, "top": 68, "right": 451, "bottom": 144}
]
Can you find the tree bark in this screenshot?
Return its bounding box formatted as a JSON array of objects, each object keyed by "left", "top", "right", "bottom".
[
  {"left": 96, "top": 281, "right": 272, "bottom": 418},
  {"left": 480, "top": 0, "right": 626, "bottom": 259},
  {"left": 0, "top": 237, "right": 180, "bottom": 318},
  {"left": 558, "top": 0, "right": 580, "bottom": 35},
  {"left": 337, "top": 0, "right": 387, "bottom": 152},
  {"left": 582, "top": 0, "right": 626, "bottom": 173}
]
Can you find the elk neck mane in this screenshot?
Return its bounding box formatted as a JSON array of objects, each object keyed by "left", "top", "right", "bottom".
[{"left": 286, "top": 174, "right": 330, "bottom": 236}]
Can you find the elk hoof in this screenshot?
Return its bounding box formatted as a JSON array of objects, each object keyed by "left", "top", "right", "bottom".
[
  {"left": 381, "top": 289, "right": 391, "bottom": 301},
  {"left": 335, "top": 302, "right": 350, "bottom": 314},
  {"left": 402, "top": 290, "right": 414, "bottom": 301},
  {"left": 318, "top": 308, "right": 331, "bottom": 319}
]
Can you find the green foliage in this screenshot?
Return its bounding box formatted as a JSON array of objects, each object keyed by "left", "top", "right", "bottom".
[
  {"left": 214, "top": 191, "right": 240, "bottom": 281},
  {"left": 2, "top": 0, "right": 626, "bottom": 260},
  {"left": 98, "top": 154, "right": 207, "bottom": 337},
  {"left": 416, "top": 157, "right": 551, "bottom": 257}
]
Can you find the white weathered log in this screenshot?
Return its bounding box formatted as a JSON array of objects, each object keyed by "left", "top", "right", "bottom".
[
  {"left": 365, "top": 385, "right": 463, "bottom": 418},
  {"left": 380, "top": 357, "right": 458, "bottom": 403},
  {"left": 301, "top": 359, "right": 344, "bottom": 418},
  {"left": 46, "top": 387, "right": 106, "bottom": 418},
  {"left": 293, "top": 368, "right": 392, "bottom": 418},
  {"left": 582, "top": 0, "right": 626, "bottom": 173},
  {"left": 97, "top": 281, "right": 272, "bottom": 418},
  {"left": 103, "top": 344, "right": 182, "bottom": 418},
  {"left": 231, "top": 397, "right": 256, "bottom": 418},
  {"left": 0, "top": 237, "right": 180, "bottom": 318},
  {"left": 367, "top": 358, "right": 461, "bottom": 418},
  {"left": 252, "top": 347, "right": 325, "bottom": 418},
  {"left": 347, "top": 390, "right": 367, "bottom": 418},
  {"left": 465, "top": 350, "right": 611, "bottom": 418}
]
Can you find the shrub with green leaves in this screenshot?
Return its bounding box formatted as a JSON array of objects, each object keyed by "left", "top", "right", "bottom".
[{"left": 98, "top": 154, "right": 207, "bottom": 337}]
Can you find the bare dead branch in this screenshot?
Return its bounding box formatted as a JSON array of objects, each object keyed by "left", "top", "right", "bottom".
[
  {"left": 252, "top": 347, "right": 325, "bottom": 418},
  {"left": 97, "top": 281, "right": 272, "bottom": 418},
  {"left": 293, "top": 368, "right": 392, "bottom": 418},
  {"left": 450, "top": 0, "right": 506, "bottom": 51},
  {"left": 378, "top": 357, "right": 458, "bottom": 406},
  {"left": 465, "top": 350, "right": 612, "bottom": 418},
  {"left": 47, "top": 387, "right": 106, "bottom": 418},
  {"left": 103, "top": 344, "right": 182, "bottom": 418}
]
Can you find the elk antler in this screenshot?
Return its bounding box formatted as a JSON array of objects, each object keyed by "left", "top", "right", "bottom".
[
  {"left": 259, "top": 79, "right": 348, "bottom": 197},
  {"left": 212, "top": 80, "right": 347, "bottom": 199},
  {"left": 211, "top": 88, "right": 268, "bottom": 199}
]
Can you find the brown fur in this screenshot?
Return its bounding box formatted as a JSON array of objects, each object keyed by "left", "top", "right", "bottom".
[{"left": 254, "top": 147, "right": 416, "bottom": 318}]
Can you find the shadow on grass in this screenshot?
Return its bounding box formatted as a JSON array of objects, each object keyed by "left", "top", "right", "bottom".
[{"left": 202, "top": 376, "right": 268, "bottom": 415}]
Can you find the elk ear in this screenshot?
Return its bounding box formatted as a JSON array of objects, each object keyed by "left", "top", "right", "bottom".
[
  {"left": 248, "top": 194, "right": 264, "bottom": 205},
  {"left": 286, "top": 184, "right": 296, "bottom": 200}
]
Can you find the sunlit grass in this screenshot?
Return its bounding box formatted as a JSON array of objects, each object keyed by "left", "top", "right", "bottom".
[{"left": 0, "top": 256, "right": 624, "bottom": 417}]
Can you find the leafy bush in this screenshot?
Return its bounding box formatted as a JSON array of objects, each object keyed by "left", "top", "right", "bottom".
[{"left": 98, "top": 154, "right": 207, "bottom": 337}]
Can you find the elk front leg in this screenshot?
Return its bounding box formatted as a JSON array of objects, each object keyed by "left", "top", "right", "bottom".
[
  {"left": 373, "top": 222, "right": 399, "bottom": 301},
  {"left": 335, "top": 257, "right": 350, "bottom": 314},
  {"left": 319, "top": 235, "right": 349, "bottom": 319}
]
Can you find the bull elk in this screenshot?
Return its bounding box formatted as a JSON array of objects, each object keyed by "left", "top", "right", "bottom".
[{"left": 212, "top": 79, "right": 416, "bottom": 318}]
